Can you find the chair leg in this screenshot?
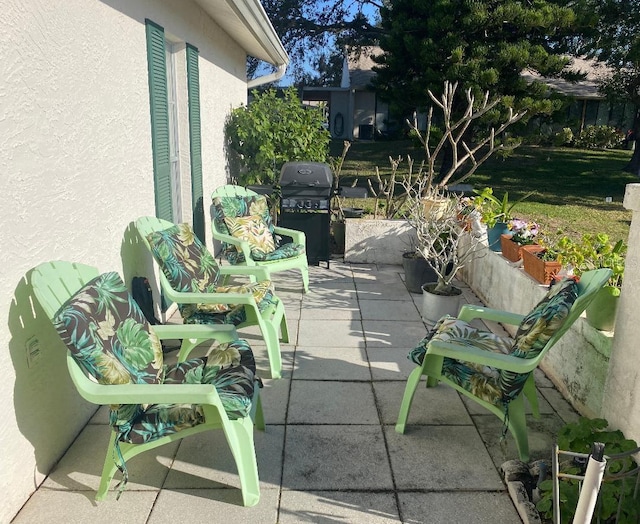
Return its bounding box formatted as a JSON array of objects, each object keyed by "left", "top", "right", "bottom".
[
  {"left": 177, "top": 338, "right": 199, "bottom": 362},
  {"left": 96, "top": 435, "right": 118, "bottom": 500},
  {"left": 223, "top": 416, "right": 260, "bottom": 507},
  {"left": 301, "top": 266, "right": 309, "bottom": 293},
  {"left": 258, "top": 320, "right": 283, "bottom": 379},
  {"left": 279, "top": 311, "right": 290, "bottom": 344},
  {"left": 523, "top": 374, "right": 540, "bottom": 418},
  {"left": 396, "top": 367, "right": 425, "bottom": 434},
  {"left": 507, "top": 395, "right": 530, "bottom": 462}
]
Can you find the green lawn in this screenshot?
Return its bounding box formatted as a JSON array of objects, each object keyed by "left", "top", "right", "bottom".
[{"left": 332, "top": 140, "right": 636, "bottom": 242}]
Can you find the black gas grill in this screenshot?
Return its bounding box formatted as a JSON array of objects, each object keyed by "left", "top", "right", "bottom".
[{"left": 279, "top": 162, "right": 333, "bottom": 266}]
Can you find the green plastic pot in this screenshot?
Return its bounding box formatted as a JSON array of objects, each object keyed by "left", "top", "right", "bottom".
[{"left": 586, "top": 285, "right": 620, "bottom": 331}]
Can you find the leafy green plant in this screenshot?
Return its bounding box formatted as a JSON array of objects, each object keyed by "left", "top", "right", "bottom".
[
  {"left": 573, "top": 125, "right": 625, "bottom": 150},
  {"left": 472, "top": 187, "right": 534, "bottom": 227},
  {"left": 556, "top": 233, "right": 626, "bottom": 288},
  {"left": 225, "top": 88, "right": 330, "bottom": 186},
  {"left": 537, "top": 418, "right": 640, "bottom": 523}
]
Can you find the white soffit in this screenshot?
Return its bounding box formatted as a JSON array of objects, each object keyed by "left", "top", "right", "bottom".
[{"left": 194, "top": 0, "right": 289, "bottom": 66}]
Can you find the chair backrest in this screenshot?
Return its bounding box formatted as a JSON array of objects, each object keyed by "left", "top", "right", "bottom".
[
  {"left": 135, "top": 217, "right": 221, "bottom": 301},
  {"left": 211, "top": 186, "right": 276, "bottom": 263},
  {"left": 498, "top": 268, "right": 611, "bottom": 403},
  {"left": 533, "top": 268, "right": 612, "bottom": 354},
  {"left": 32, "top": 261, "right": 100, "bottom": 319}
]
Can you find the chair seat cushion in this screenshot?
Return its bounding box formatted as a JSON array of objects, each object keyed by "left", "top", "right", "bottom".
[
  {"left": 260, "top": 242, "right": 305, "bottom": 261},
  {"left": 224, "top": 215, "right": 276, "bottom": 259},
  {"left": 180, "top": 281, "right": 278, "bottom": 326},
  {"left": 112, "top": 339, "right": 258, "bottom": 444},
  {"left": 408, "top": 315, "right": 512, "bottom": 405}
]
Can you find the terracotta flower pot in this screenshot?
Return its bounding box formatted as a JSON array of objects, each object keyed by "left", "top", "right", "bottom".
[
  {"left": 521, "top": 246, "right": 562, "bottom": 285},
  {"left": 500, "top": 234, "right": 539, "bottom": 262}
]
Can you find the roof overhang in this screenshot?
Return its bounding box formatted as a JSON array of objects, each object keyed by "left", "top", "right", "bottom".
[{"left": 194, "top": 0, "right": 289, "bottom": 67}]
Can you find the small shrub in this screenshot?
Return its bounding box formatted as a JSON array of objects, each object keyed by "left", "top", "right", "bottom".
[
  {"left": 225, "top": 88, "right": 330, "bottom": 186},
  {"left": 553, "top": 127, "right": 574, "bottom": 146},
  {"left": 573, "top": 125, "right": 625, "bottom": 150}
]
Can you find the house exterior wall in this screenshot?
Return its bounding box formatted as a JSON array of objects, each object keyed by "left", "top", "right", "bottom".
[
  {"left": 329, "top": 91, "right": 351, "bottom": 140},
  {"left": 0, "top": 0, "right": 247, "bottom": 520},
  {"left": 353, "top": 91, "right": 376, "bottom": 140}
]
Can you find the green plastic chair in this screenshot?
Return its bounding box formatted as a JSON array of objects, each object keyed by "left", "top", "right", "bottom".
[
  {"left": 211, "top": 185, "right": 310, "bottom": 293},
  {"left": 396, "top": 269, "right": 612, "bottom": 462},
  {"left": 135, "top": 216, "right": 288, "bottom": 379},
  {"left": 31, "top": 260, "right": 265, "bottom": 506}
]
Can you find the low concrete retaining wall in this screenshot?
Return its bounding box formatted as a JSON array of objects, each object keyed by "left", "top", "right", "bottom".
[
  {"left": 343, "top": 221, "right": 613, "bottom": 417},
  {"left": 344, "top": 218, "right": 416, "bottom": 265}
]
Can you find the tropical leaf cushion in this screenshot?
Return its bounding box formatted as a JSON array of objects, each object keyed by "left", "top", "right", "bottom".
[
  {"left": 261, "top": 242, "right": 306, "bottom": 261},
  {"left": 54, "top": 271, "right": 164, "bottom": 385},
  {"left": 223, "top": 214, "right": 276, "bottom": 260},
  {"left": 212, "top": 194, "right": 276, "bottom": 263},
  {"left": 114, "top": 338, "right": 257, "bottom": 444},
  {"left": 146, "top": 223, "right": 220, "bottom": 293},
  {"left": 180, "top": 280, "right": 274, "bottom": 320},
  {"left": 408, "top": 277, "right": 580, "bottom": 406},
  {"left": 408, "top": 315, "right": 513, "bottom": 406},
  {"left": 500, "top": 277, "right": 579, "bottom": 402},
  {"left": 145, "top": 221, "right": 277, "bottom": 326}
]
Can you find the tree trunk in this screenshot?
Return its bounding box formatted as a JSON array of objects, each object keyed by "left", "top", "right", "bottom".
[
  {"left": 625, "top": 138, "right": 640, "bottom": 177},
  {"left": 624, "top": 107, "right": 640, "bottom": 177}
]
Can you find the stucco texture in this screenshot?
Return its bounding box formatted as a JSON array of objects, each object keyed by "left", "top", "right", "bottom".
[{"left": 0, "top": 0, "right": 248, "bottom": 520}]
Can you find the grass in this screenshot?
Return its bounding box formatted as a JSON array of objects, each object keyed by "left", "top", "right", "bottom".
[{"left": 330, "top": 139, "right": 636, "bottom": 242}]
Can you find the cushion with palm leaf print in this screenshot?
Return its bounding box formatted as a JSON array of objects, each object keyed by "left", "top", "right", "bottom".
[
  {"left": 499, "top": 277, "right": 579, "bottom": 403},
  {"left": 223, "top": 214, "right": 276, "bottom": 259},
  {"left": 212, "top": 194, "right": 276, "bottom": 263},
  {"left": 54, "top": 271, "right": 164, "bottom": 386},
  {"left": 408, "top": 315, "right": 514, "bottom": 406},
  {"left": 114, "top": 338, "right": 258, "bottom": 444},
  {"left": 146, "top": 223, "right": 221, "bottom": 294}
]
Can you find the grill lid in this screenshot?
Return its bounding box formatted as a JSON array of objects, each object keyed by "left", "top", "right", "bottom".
[{"left": 279, "top": 162, "right": 333, "bottom": 189}]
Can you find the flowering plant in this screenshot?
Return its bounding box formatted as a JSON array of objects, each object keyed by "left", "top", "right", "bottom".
[{"left": 508, "top": 219, "right": 539, "bottom": 245}]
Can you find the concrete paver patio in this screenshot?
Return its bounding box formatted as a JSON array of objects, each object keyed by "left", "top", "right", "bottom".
[{"left": 13, "top": 260, "right": 579, "bottom": 523}]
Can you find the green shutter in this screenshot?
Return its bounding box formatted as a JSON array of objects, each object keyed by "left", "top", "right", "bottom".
[
  {"left": 145, "top": 19, "right": 173, "bottom": 222},
  {"left": 186, "top": 43, "right": 205, "bottom": 243}
]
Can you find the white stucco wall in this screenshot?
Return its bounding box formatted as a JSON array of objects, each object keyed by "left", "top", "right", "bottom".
[
  {"left": 0, "top": 1, "right": 248, "bottom": 520},
  {"left": 603, "top": 183, "right": 640, "bottom": 443}
]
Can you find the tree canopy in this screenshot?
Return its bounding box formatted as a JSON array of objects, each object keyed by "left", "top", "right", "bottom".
[
  {"left": 371, "top": 0, "right": 579, "bottom": 120},
  {"left": 573, "top": 0, "right": 640, "bottom": 174},
  {"left": 255, "top": 0, "right": 382, "bottom": 84}
]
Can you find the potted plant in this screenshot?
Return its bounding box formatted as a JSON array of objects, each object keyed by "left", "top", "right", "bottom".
[
  {"left": 557, "top": 233, "right": 626, "bottom": 331},
  {"left": 472, "top": 187, "right": 534, "bottom": 252},
  {"left": 500, "top": 218, "right": 540, "bottom": 262},
  {"left": 521, "top": 238, "right": 562, "bottom": 285},
  {"left": 406, "top": 194, "right": 486, "bottom": 322}
]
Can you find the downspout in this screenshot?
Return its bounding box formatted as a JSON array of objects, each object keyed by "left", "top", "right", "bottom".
[{"left": 247, "top": 63, "right": 287, "bottom": 89}]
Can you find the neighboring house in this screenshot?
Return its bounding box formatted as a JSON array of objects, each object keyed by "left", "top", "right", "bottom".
[
  {"left": 302, "top": 47, "right": 390, "bottom": 140},
  {"left": 303, "top": 51, "right": 634, "bottom": 140},
  {"left": 522, "top": 56, "right": 635, "bottom": 133},
  {"left": 0, "top": 1, "right": 287, "bottom": 521}
]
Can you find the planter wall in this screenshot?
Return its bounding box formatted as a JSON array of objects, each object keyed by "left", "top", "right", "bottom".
[{"left": 344, "top": 219, "right": 415, "bottom": 264}]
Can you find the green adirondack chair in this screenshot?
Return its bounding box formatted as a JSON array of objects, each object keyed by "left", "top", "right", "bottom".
[
  {"left": 396, "top": 269, "right": 612, "bottom": 462},
  {"left": 134, "top": 216, "right": 288, "bottom": 379},
  {"left": 211, "top": 185, "right": 309, "bottom": 293},
  {"left": 31, "top": 260, "right": 265, "bottom": 506}
]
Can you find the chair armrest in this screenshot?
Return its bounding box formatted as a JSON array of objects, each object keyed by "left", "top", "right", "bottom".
[
  {"left": 426, "top": 340, "right": 538, "bottom": 373},
  {"left": 67, "top": 354, "right": 225, "bottom": 405},
  {"left": 457, "top": 304, "right": 525, "bottom": 326},
  {"left": 162, "top": 287, "right": 259, "bottom": 307},
  {"left": 218, "top": 265, "right": 270, "bottom": 281},
  {"left": 212, "top": 231, "right": 254, "bottom": 260},
  {"left": 152, "top": 324, "right": 238, "bottom": 343},
  {"left": 273, "top": 226, "right": 306, "bottom": 246}
]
